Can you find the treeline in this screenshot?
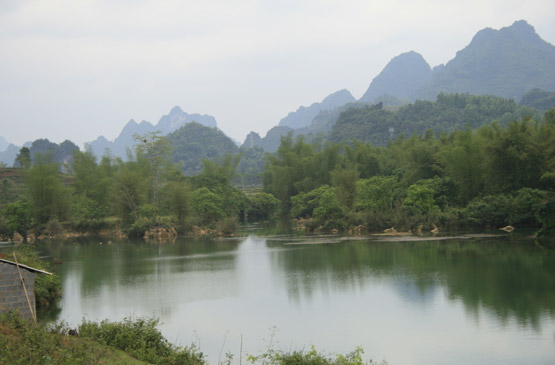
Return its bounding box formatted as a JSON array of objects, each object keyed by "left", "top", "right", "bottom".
[
  {"left": 2, "top": 108, "right": 555, "bottom": 238},
  {"left": 0, "top": 132, "right": 279, "bottom": 239},
  {"left": 263, "top": 109, "right": 555, "bottom": 234},
  {"left": 329, "top": 93, "right": 540, "bottom": 146}
]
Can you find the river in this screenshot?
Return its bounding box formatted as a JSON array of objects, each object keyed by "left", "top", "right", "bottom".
[{"left": 31, "top": 231, "right": 555, "bottom": 364}]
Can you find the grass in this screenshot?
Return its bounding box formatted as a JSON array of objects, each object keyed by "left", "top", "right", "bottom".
[
  {"left": 0, "top": 312, "right": 146, "bottom": 364},
  {"left": 1, "top": 312, "right": 385, "bottom": 364}
]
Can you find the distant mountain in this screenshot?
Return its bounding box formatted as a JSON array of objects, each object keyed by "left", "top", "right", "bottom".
[
  {"left": 278, "top": 89, "right": 356, "bottom": 129},
  {"left": 242, "top": 132, "right": 263, "bottom": 149},
  {"left": 241, "top": 126, "right": 293, "bottom": 153},
  {"left": 86, "top": 106, "right": 218, "bottom": 160},
  {"left": 9, "top": 139, "right": 79, "bottom": 172},
  {"left": 167, "top": 122, "right": 239, "bottom": 176},
  {"left": 292, "top": 102, "right": 366, "bottom": 140},
  {"left": 360, "top": 51, "right": 431, "bottom": 104},
  {"left": 357, "top": 20, "right": 555, "bottom": 105},
  {"left": 157, "top": 106, "right": 217, "bottom": 132},
  {"left": 416, "top": 20, "right": 555, "bottom": 100},
  {"left": 0, "top": 144, "right": 20, "bottom": 166},
  {"left": 242, "top": 89, "right": 355, "bottom": 152},
  {"left": 0, "top": 136, "right": 9, "bottom": 152}
]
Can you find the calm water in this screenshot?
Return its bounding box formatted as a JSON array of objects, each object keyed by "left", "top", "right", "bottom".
[{"left": 31, "top": 233, "right": 555, "bottom": 364}]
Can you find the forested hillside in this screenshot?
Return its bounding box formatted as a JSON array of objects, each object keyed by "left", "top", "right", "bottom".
[
  {"left": 358, "top": 21, "right": 555, "bottom": 105},
  {"left": 86, "top": 106, "right": 218, "bottom": 160},
  {"left": 520, "top": 89, "right": 555, "bottom": 112},
  {"left": 360, "top": 51, "right": 431, "bottom": 104},
  {"left": 415, "top": 20, "right": 555, "bottom": 101},
  {"left": 329, "top": 93, "right": 539, "bottom": 145},
  {"left": 278, "top": 89, "right": 356, "bottom": 129},
  {"left": 167, "top": 122, "right": 239, "bottom": 175}
]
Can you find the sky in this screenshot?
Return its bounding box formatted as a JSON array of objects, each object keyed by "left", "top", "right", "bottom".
[{"left": 1, "top": 0, "right": 554, "bottom": 148}]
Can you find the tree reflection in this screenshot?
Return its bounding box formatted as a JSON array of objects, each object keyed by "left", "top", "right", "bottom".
[{"left": 268, "top": 235, "right": 555, "bottom": 329}]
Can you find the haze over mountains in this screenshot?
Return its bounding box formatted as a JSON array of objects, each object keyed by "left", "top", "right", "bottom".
[
  {"left": 1, "top": 20, "right": 555, "bottom": 166},
  {"left": 86, "top": 106, "right": 218, "bottom": 160},
  {"left": 240, "top": 20, "right": 555, "bottom": 151},
  {"left": 359, "top": 51, "right": 432, "bottom": 104},
  {"left": 278, "top": 89, "right": 356, "bottom": 129}
]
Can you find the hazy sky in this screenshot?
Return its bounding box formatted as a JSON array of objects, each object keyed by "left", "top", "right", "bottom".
[{"left": 1, "top": 0, "right": 554, "bottom": 148}]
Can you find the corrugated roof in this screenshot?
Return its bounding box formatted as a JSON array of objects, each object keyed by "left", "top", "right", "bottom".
[{"left": 0, "top": 258, "right": 52, "bottom": 275}]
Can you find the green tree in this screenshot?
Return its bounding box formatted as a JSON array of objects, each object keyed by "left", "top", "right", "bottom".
[
  {"left": 356, "top": 176, "right": 399, "bottom": 212},
  {"left": 2, "top": 199, "right": 30, "bottom": 235},
  {"left": 0, "top": 178, "right": 18, "bottom": 206},
  {"left": 112, "top": 157, "right": 151, "bottom": 226},
  {"left": 313, "top": 186, "right": 344, "bottom": 228},
  {"left": 403, "top": 182, "right": 440, "bottom": 217},
  {"left": 191, "top": 187, "right": 225, "bottom": 225},
  {"left": 247, "top": 193, "right": 280, "bottom": 222},
  {"left": 72, "top": 149, "right": 113, "bottom": 218},
  {"left": 438, "top": 128, "right": 485, "bottom": 203},
  {"left": 331, "top": 168, "right": 359, "bottom": 210},
  {"left": 291, "top": 185, "right": 331, "bottom": 219},
  {"left": 164, "top": 181, "right": 191, "bottom": 227},
  {"left": 15, "top": 147, "right": 31, "bottom": 168},
  {"left": 26, "top": 153, "right": 71, "bottom": 225},
  {"left": 484, "top": 119, "right": 555, "bottom": 193},
  {"left": 133, "top": 131, "right": 172, "bottom": 207}
]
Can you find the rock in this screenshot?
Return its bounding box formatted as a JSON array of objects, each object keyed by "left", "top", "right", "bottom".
[
  {"left": 383, "top": 227, "right": 396, "bottom": 233},
  {"left": 12, "top": 231, "right": 24, "bottom": 242},
  {"left": 145, "top": 227, "right": 178, "bottom": 241},
  {"left": 431, "top": 224, "right": 439, "bottom": 234},
  {"left": 353, "top": 225, "right": 364, "bottom": 235},
  {"left": 416, "top": 225, "right": 423, "bottom": 235},
  {"left": 499, "top": 225, "right": 515, "bottom": 232},
  {"left": 26, "top": 233, "right": 36, "bottom": 243}
]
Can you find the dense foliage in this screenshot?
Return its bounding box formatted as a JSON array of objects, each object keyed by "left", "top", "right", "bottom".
[
  {"left": 0, "top": 131, "right": 277, "bottom": 240},
  {"left": 1, "top": 100, "right": 555, "bottom": 238},
  {"left": 264, "top": 109, "right": 555, "bottom": 234},
  {"left": 329, "top": 93, "right": 539, "bottom": 146},
  {"left": 248, "top": 345, "right": 386, "bottom": 365},
  {"left": 520, "top": 89, "right": 555, "bottom": 112},
  {"left": 167, "top": 122, "right": 239, "bottom": 176},
  {"left": 79, "top": 317, "right": 205, "bottom": 364},
  {"left": 0, "top": 313, "right": 203, "bottom": 364}
]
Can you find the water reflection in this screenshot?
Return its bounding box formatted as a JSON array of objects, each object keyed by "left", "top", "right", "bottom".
[
  {"left": 27, "top": 233, "right": 555, "bottom": 364},
  {"left": 37, "top": 237, "right": 242, "bottom": 324},
  {"left": 265, "top": 235, "right": 555, "bottom": 330}
]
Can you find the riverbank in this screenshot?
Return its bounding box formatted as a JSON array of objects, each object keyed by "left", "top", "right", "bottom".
[{"left": 0, "top": 312, "right": 384, "bottom": 365}]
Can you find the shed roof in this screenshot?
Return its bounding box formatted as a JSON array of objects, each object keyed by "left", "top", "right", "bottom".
[{"left": 0, "top": 258, "right": 52, "bottom": 275}]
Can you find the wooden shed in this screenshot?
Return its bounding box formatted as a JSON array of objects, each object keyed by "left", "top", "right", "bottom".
[{"left": 0, "top": 258, "right": 51, "bottom": 322}]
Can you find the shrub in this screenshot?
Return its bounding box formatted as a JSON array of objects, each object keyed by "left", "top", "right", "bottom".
[
  {"left": 217, "top": 217, "right": 238, "bottom": 235},
  {"left": 79, "top": 317, "right": 205, "bottom": 364},
  {"left": 0, "top": 312, "right": 103, "bottom": 364},
  {"left": 2, "top": 199, "right": 30, "bottom": 236},
  {"left": 247, "top": 193, "right": 280, "bottom": 222},
  {"left": 248, "top": 345, "right": 386, "bottom": 365}
]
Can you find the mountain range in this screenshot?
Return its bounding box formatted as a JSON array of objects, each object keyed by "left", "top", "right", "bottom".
[
  {"left": 241, "top": 20, "right": 555, "bottom": 151},
  {"left": 85, "top": 106, "right": 218, "bottom": 160},
  {"left": 1, "top": 20, "right": 555, "bottom": 170},
  {"left": 278, "top": 89, "right": 356, "bottom": 129}
]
